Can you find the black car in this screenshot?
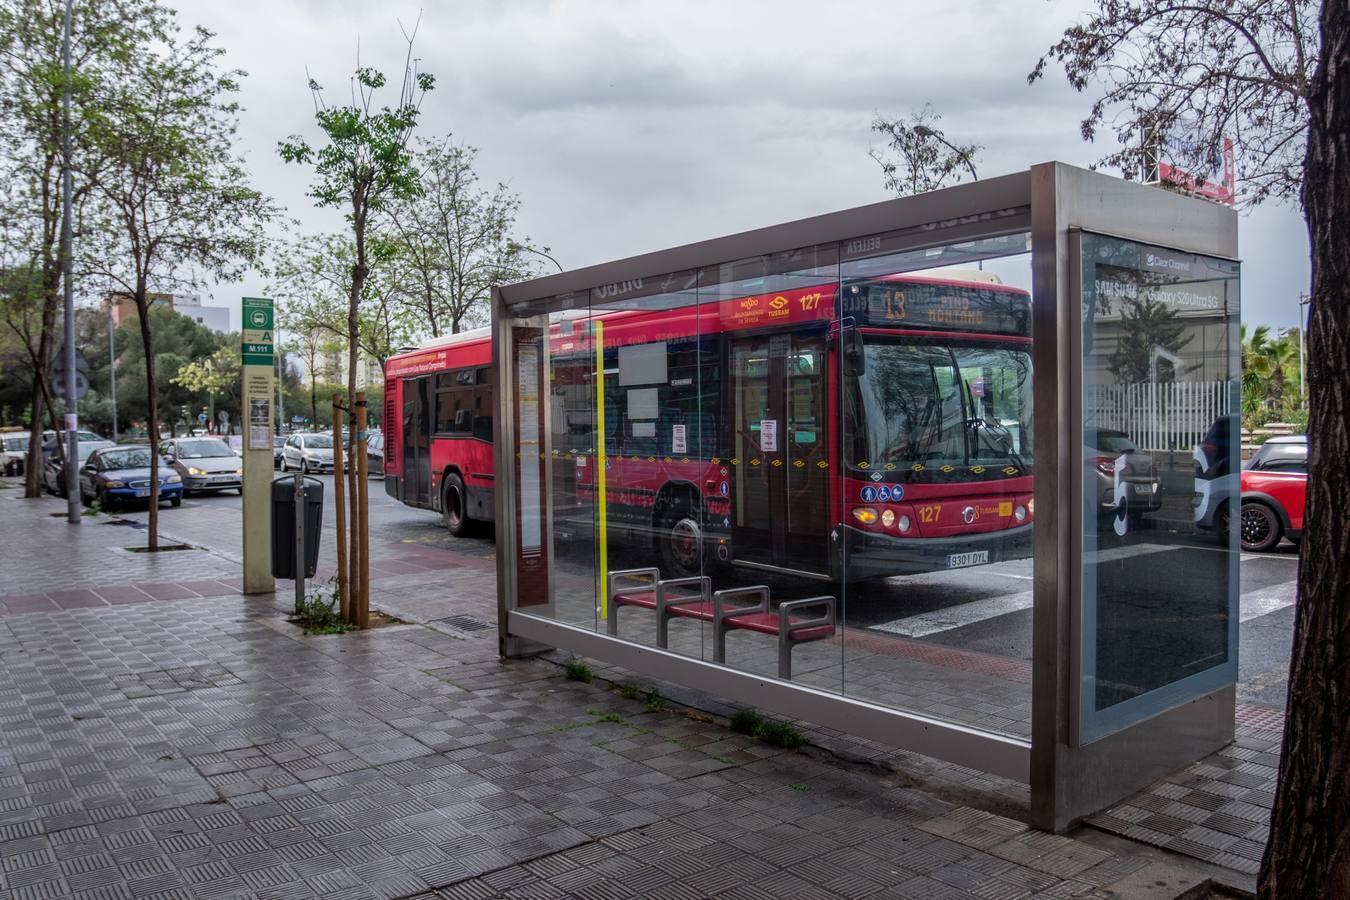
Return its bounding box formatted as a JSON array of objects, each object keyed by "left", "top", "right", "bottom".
[
  {"left": 273, "top": 435, "right": 286, "bottom": 468},
  {"left": 366, "top": 432, "right": 384, "bottom": 476}
]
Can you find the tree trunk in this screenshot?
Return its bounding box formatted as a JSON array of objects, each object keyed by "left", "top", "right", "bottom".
[
  {"left": 1257, "top": 4, "right": 1350, "bottom": 896},
  {"left": 23, "top": 288, "right": 59, "bottom": 497},
  {"left": 136, "top": 291, "right": 160, "bottom": 552},
  {"left": 347, "top": 260, "right": 367, "bottom": 624}
]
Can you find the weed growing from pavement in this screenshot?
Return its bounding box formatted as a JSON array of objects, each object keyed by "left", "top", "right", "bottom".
[
  {"left": 564, "top": 658, "right": 594, "bottom": 683},
  {"left": 730, "top": 708, "right": 763, "bottom": 735},
  {"left": 597, "top": 711, "right": 627, "bottom": 725},
  {"left": 292, "top": 578, "right": 354, "bottom": 636},
  {"left": 619, "top": 681, "right": 642, "bottom": 700},
  {"left": 642, "top": 690, "right": 668, "bottom": 713},
  {"left": 728, "top": 708, "right": 805, "bottom": 750},
  {"left": 790, "top": 782, "right": 809, "bottom": 791}
]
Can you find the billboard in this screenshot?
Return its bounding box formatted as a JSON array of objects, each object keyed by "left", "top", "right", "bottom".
[{"left": 1147, "top": 125, "right": 1235, "bottom": 206}]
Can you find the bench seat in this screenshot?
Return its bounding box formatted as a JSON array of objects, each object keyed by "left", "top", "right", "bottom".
[{"left": 721, "top": 611, "right": 835, "bottom": 642}]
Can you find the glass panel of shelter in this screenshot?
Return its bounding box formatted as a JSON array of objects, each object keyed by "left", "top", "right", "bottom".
[
  {"left": 1077, "top": 233, "right": 1240, "bottom": 743},
  {"left": 837, "top": 233, "right": 1035, "bottom": 739}
]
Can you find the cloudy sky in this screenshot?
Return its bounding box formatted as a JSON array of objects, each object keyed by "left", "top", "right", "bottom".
[{"left": 174, "top": 0, "right": 1311, "bottom": 334}]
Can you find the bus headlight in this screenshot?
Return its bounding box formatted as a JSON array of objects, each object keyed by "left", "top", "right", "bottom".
[
  {"left": 1014, "top": 505, "right": 1027, "bottom": 522},
  {"left": 851, "top": 507, "right": 878, "bottom": 525},
  {"left": 881, "top": 509, "right": 895, "bottom": 528},
  {"left": 897, "top": 514, "right": 912, "bottom": 533}
]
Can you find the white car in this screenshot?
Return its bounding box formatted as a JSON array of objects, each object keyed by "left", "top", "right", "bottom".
[
  {"left": 160, "top": 437, "right": 243, "bottom": 494},
  {"left": 281, "top": 432, "right": 337, "bottom": 474}
]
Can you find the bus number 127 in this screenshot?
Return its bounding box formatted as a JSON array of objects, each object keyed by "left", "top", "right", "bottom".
[{"left": 798, "top": 292, "right": 822, "bottom": 311}]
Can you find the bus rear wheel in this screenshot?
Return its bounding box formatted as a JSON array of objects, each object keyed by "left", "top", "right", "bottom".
[{"left": 442, "top": 473, "right": 470, "bottom": 537}]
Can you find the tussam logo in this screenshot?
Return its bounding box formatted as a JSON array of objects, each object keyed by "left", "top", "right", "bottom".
[{"left": 769, "top": 296, "right": 788, "bottom": 310}]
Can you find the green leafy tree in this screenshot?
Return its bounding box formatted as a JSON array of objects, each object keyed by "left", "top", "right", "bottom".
[
  {"left": 0, "top": 0, "right": 166, "bottom": 494},
  {"left": 869, "top": 103, "right": 982, "bottom": 196},
  {"left": 384, "top": 136, "right": 543, "bottom": 336},
  {"left": 81, "top": 19, "right": 275, "bottom": 549},
  {"left": 1033, "top": 3, "right": 1349, "bottom": 893},
  {"left": 172, "top": 344, "right": 241, "bottom": 432}
]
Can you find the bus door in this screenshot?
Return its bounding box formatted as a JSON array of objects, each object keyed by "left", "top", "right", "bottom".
[
  {"left": 402, "top": 375, "right": 433, "bottom": 507},
  {"left": 729, "top": 331, "right": 829, "bottom": 576}
]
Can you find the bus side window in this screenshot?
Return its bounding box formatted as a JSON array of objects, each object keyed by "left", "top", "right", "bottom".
[{"left": 473, "top": 381, "right": 493, "bottom": 442}]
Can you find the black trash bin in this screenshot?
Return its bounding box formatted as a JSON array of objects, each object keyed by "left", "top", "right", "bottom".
[{"left": 271, "top": 474, "right": 323, "bottom": 579}]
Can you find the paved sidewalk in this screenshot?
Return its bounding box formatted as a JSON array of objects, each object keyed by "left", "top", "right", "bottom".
[{"left": 0, "top": 483, "right": 1255, "bottom": 898}]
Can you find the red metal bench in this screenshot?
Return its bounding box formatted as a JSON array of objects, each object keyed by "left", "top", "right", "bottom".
[
  {"left": 605, "top": 569, "right": 836, "bottom": 680},
  {"left": 606, "top": 568, "right": 712, "bottom": 647},
  {"left": 712, "top": 586, "right": 836, "bottom": 680}
]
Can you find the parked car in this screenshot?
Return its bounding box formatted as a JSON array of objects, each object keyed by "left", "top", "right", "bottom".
[
  {"left": 41, "top": 429, "right": 106, "bottom": 459},
  {"left": 366, "top": 431, "right": 385, "bottom": 476},
  {"left": 1087, "top": 428, "right": 1160, "bottom": 523},
  {"left": 160, "top": 437, "right": 243, "bottom": 494},
  {"left": 1234, "top": 435, "right": 1307, "bottom": 552},
  {"left": 281, "top": 432, "right": 336, "bottom": 474},
  {"left": 2, "top": 431, "right": 29, "bottom": 476},
  {"left": 79, "top": 445, "right": 183, "bottom": 509},
  {"left": 273, "top": 436, "right": 286, "bottom": 468},
  {"left": 43, "top": 439, "right": 115, "bottom": 496}
]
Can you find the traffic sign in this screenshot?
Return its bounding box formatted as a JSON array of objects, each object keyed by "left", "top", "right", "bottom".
[
  {"left": 240, "top": 298, "right": 275, "bottom": 365},
  {"left": 52, "top": 370, "right": 89, "bottom": 400}
]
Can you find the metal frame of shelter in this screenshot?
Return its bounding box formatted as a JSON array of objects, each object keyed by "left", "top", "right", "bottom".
[{"left": 491, "top": 161, "right": 1239, "bottom": 831}]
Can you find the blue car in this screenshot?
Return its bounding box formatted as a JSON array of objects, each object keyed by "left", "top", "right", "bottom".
[{"left": 79, "top": 445, "right": 184, "bottom": 509}]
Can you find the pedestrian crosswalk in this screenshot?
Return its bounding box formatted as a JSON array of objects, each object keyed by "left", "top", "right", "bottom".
[{"left": 868, "top": 544, "right": 1298, "bottom": 639}]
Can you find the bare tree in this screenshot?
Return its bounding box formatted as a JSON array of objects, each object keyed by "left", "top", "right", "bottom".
[
  {"left": 279, "top": 23, "right": 433, "bottom": 622},
  {"left": 1033, "top": 3, "right": 1349, "bottom": 895},
  {"left": 869, "top": 103, "right": 983, "bottom": 196},
  {"left": 384, "top": 136, "right": 541, "bottom": 336}
]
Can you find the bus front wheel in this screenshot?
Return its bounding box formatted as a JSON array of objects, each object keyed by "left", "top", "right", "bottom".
[
  {"left": 658, "top": 499, "right": 703, "bottom": 578},
  {"left": 442, "top": 473, "right": 470, "bottom": 537}
]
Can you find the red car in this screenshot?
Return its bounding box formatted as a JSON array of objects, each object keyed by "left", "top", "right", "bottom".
[{"left": 1235, "top": 435, "right": 1306, "bottom": 552}]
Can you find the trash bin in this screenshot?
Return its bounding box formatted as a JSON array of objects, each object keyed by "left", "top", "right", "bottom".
[{"left": 271, "top": 474, "right": 323, "bottom": 579}]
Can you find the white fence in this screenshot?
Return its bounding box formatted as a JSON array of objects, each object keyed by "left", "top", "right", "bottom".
[{"left": 1089, "top": 381, "right": 1232, "bottom": 451}]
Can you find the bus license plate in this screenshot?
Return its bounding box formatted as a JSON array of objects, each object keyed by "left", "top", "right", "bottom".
[{"left": 947, "top": 551, "right": 989, "bottom": 569}]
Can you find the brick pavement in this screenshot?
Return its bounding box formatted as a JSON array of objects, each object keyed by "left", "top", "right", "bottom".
[{"left": 0, "top": 480, "right": 1259, "bottom": 897}]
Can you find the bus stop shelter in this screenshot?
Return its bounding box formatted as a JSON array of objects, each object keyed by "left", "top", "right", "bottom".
[{"left": 490, "top": 161, "right": 1240, "bottom": 830}]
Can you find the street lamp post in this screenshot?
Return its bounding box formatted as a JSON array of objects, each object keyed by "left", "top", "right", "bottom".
[{"left": 61, "top": 0, "right": 78, "bottom": 524}]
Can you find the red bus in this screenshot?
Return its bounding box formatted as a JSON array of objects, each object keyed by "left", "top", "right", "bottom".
[{"left": 383, "top": 269, "right": 1033, "bottom": 582}]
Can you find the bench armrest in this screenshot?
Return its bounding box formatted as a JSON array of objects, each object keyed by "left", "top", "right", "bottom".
[
  {"left": 713, "top": 585, "right": 769, "bottom": 629},
  {"left": 607, "top": 567, "right": 660, "bottom": 600},
  {"left": 657, "top": 576, "right": 711, "bottom": 615},
  {"left": 777, "top": 596, "right": 835, "bottom": 635}
]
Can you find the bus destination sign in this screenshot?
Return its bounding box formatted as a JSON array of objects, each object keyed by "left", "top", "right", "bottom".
[{"left": 839, "top": 276, "right": 1031, "bottom": 337}]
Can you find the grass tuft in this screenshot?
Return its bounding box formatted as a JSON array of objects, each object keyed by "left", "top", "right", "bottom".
[
  {"left": 729, "top": 708, "right": 764, "bottom": 736},
  {"left": 642, "top": 690, "right": 667, "bottom": 713},
  {"left": 563, "top": 658, "right": 594, "bottom": 683},
  {"left": 618, "top": 681, "right": 642, "bottom": 700}
]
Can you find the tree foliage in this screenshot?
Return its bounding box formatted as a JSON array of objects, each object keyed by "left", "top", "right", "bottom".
[
  {"left": 869, "top": 104, "right": 982, "bottom": 196},
  {"left": 0, "top": 0, "right": 170, "bottom": 494},
  {"left": 1029, "top": 1, "right": 1316, "bottom": 205},
  {"left": 384, "top": 137, "right": 542, "bottom": 335},
  {"left": 79, "top": 14, "right": 275, "bottom": 548}
]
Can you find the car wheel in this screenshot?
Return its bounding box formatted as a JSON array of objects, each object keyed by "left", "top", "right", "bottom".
[
  {"left": 442, "top": 473, "right": 470, "bottom": 537},
  {"left": 236, "top": 486, "right": 244, "bottom": 495},
  {"left": 80, "top": 487, "right": 91, "bottom": 507},
  {"left": 97, "top": 488, "right": 113, "bottom": 511},
  {"left": 171, "top": 495, "right": 182, "bottom": 508},
  {"left": 1239, "top": 501, "right": 1283, "bottom": 553},
  {"left": 658, "top": 496, "right": 703, "bottom": 578},
  {"left": 300, "top": 459, "right": 309, "bottom": 474}
]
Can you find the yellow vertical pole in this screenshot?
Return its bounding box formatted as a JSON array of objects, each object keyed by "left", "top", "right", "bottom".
[{"left": 594, "top": 320, "right": 609, "bottom": 621}]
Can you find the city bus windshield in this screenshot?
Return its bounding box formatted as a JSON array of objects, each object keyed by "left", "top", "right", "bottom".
[{"left": 847, "top": 339, "right": 1032, "bottom": 475}]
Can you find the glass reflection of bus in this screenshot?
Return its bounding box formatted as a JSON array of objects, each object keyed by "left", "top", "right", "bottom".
[{"left": 382, "top": 269, "right": 1033, "bottom": 582}]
